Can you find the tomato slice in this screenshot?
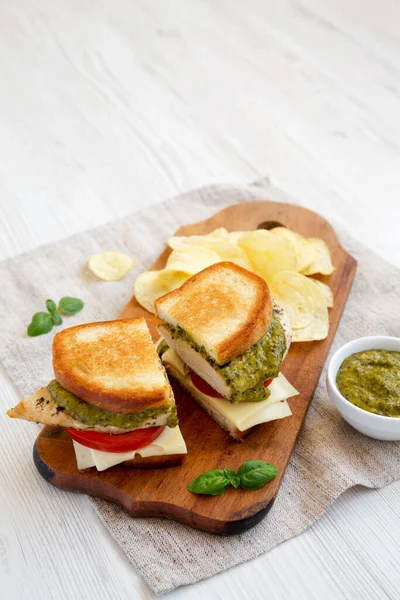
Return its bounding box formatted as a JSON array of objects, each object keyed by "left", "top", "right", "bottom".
[
  {"left": 190, "top": 372, "right": 274, "bottom": 398},
  {"left": 190, "top": 372, "right": 225, "bottom": 399},
  {"left": 66, "top": 426, "right": 165, "bottom": 453}
]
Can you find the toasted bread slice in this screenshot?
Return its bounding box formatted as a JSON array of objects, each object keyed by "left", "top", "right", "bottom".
[
  {"left": 7, "top": 387, "right": 170, "bottom": 433},
  {"left": 155, "top": 262, "right": 272, "bottom": 365},
  {"left": 53, "top": 317, "right": 174, "bottom": 413}
]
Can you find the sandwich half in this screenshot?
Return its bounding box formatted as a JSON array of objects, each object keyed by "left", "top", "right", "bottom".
[
  {"left": 155, "top": 262, "right": 298, "bottom": 441},
  {"left": 7, "top": 317, "right": 187, "bottom": 470}
]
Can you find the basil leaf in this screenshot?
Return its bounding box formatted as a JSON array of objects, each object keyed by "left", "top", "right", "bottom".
[
  {"left": 223, "top": 469, "right": 240, "bottom": 489},
  {"left": 27, "top": 312, "right": 53, "bottom": 337},
  {"left": 237, "top": 460, "right": 278, "bottom": 491},
  {"left": 188, "top": 469, "right": 233, "bottom": 496},
  {"left": 46, "top": 299, "right": 57, "bottom": 313},
  {"left": 51, "top": 312, "right": 63, "bottom": 326},
  {"left": 58, "top": 297, "right": 84, "bottom": 315}
]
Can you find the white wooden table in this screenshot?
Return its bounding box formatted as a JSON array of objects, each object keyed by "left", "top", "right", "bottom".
[{"left": 1, "top": 1, "right": 399, "bottom": 598}]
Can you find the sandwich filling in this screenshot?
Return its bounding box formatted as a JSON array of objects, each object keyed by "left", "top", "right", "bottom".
[
  {"left": 161, "top": 347, "right": 299, "bottom": 433},
  {"left": 47, "top": 379, "right": 178, "bottom": 430},
  {"left": 7, "top": 317, "right": 187, "bottom": 471},
  {"left": 160, "top": 316, "right": 287, "bottom": 403},
  {"left": 72, "top": 425, "right": 187, "bottom": 471}
]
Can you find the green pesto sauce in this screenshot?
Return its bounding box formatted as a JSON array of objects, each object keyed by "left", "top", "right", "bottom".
[
  {"left": 157, "top": 339, "right": 170, "bottom": 357},
  {"left": 165, "top": 317, "right": 287, "bottom": 404},
  {"left": 336, "top": 350, "right": 400, "bottom": 417},
  {"left": 47, "top": 380, "right": 178, "bottom": 428}
]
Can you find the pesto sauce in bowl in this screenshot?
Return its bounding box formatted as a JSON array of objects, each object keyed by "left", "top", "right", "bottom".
[{"left": 336, "top": 350, "right": 400, "bottom": 417}]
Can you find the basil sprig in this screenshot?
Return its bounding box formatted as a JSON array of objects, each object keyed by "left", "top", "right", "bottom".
[
  {"left": 27, "top": 297, "right": 84, "bottom": 337},
  {"left": 46, "top": 299, "right": 57, "bottom": 313},
  {"left": 58, "top": 297, "right": 84, "bottom": 315},
  {"left": 188, "top": 469, "right": 240, "bottom": 496},
  {"left": 27, "top": 312, "right": 54, "bottom": 337},
  {"left": 237, "top": 460, "right": 278, "bottom": 490},
  {"left": 188, "top": 460, "right": 278, "bottom": 496}
]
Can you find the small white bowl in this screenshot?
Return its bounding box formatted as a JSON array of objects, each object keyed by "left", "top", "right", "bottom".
[{"left": 327, "top": 336, "right": 400, "bottom": 441}]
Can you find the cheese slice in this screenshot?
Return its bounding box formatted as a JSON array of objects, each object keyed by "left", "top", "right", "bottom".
[
  {"left": 72, "top": 425, "right": 187, "bottom": 471},
  {"left": 202, "top": 396, "right": 292, "bottom": 431},
  {"left": 162, "top": 348, "right": 298, "bottom": 431}
]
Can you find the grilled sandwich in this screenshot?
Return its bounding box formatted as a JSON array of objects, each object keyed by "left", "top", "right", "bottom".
[
  {"left": 155, "top": 262, "right": 298, "bottom": 440},
  {"left": 7, "top": 317, "right": 187, "bottom": 470}
]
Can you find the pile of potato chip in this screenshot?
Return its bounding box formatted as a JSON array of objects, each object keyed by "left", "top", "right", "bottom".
[{"left": 134, "top": 227, "right": 334, "bottom": 342}]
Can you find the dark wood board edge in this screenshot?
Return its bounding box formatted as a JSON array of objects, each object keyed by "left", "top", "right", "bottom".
[{"left": 33, "top": 436, "right": 274, "bottom": 534}]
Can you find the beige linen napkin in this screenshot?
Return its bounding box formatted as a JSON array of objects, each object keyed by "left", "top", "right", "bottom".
[{"left": 1, "top": 182, "right": 399, "bottom": 595}]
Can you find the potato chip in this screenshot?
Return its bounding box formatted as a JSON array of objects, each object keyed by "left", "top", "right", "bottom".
[
  {"left": 238, "top": 230, "right": 297, "bottom": 282},
  {"left": 208, "top": 227, "right": 230, "bottom": 239},
  {"left": 168, "top": 228, "right": 228, "bottom": 250},
  {"left": 168, "top": 235, "right": 205, "bottom": 250},
  {"left": 292, "top": 307, "right": 329, "bottom": 341},
  {"left": 301, "top": 238, "right": 334, "bottom": 276},
  {"left": 134, "top": 269, "right": 189, "bottom": 313},
  {"left": 271, "top": 227, "right": 315, "bottom": 273},
  {"left": 165, "top": 245, "right": 221, "bottom": 274},
  {"left": 291, "top": 276, "right": 329, "bottom": 341},
  {"left": 88, "top": 251, "right": 135, "bottom": 281},
  {"left": 309, "top": 279, "right": 334, "bottom": 308},
  {"left": 270, "top": 271, "right": 329, "bottom": 340},
  {"left": 194, "top": 239, "right": 252, "bottom": 269},
  {"left": 134, "top": 224, "right": 333, "bottom": 339},
  {"left": 167, "top": 237, "right": 252, "bottom": 270},
  {"left": 270, "top": 271, "right": 315, "bottom": 329},
  {"left": 228, "top": 231, "right": 247, "bottom": 245}
]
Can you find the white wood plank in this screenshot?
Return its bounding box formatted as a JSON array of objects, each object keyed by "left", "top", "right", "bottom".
[{"left": 0, "top": 1, "right": 399, "bottom": 599}]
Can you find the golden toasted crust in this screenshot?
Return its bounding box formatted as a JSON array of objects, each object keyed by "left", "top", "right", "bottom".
[
  {"left": 53, "top": 318, "right": 173, "bottom": 413},
  {"left": 155, "top": 262, "right": 272, "bottom": 364}
]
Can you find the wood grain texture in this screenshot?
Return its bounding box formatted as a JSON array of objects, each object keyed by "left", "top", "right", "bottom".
[
  {"left": 0, "top": 0, "right": 399, "bottom": 597},
  {"left": 33, "top": 201, "right": 356, "bottom": 534}
]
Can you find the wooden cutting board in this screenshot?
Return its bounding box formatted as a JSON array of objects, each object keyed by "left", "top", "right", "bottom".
[{"left": 34, "top": 201, "right": 357, "bottom": 534}]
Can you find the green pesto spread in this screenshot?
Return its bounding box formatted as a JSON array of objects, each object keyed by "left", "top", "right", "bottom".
[
  {"left": 47, "top": 380, "right": 178, "bottom": 428},
  {"left": 157, "top": 339, "right": 170, "bottom": 357},
  {"left": 336, "top": 350, "right": 400, "bottom": 417},
  {"left": 165, "top": 317, "right": 287, "bottom": 403}
]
